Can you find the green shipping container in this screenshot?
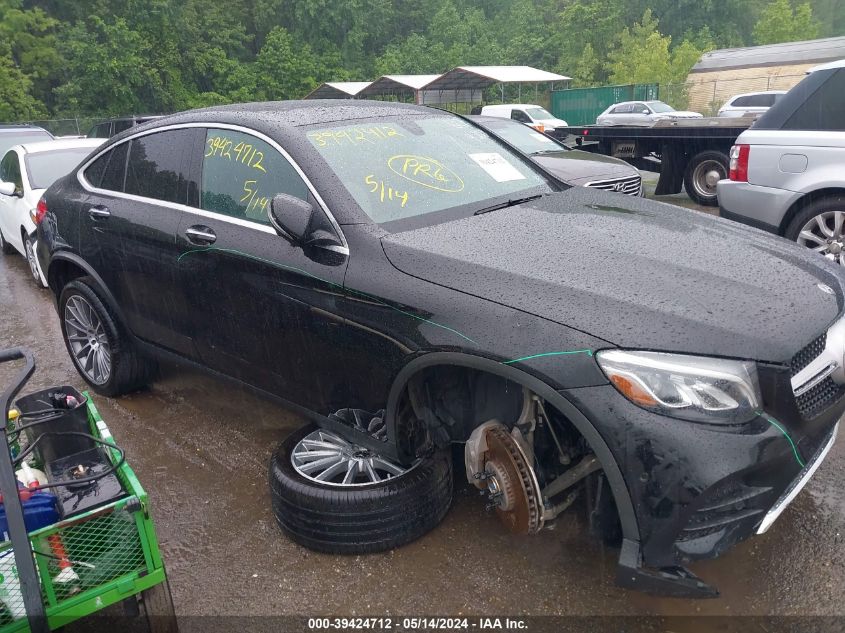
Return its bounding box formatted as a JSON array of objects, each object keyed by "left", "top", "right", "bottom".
[{"left": 550, "top": 84, "right": 659, "bottom": 126}]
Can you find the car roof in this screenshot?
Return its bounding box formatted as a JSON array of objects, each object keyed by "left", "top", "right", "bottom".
[
  {"left": 17, "top": 138, "right": 105, "bottom": 155},
  {"left": 809, "top": 58, "right": 845, "bottom": 72},
  {"left": 727, "top": 91, "right": 787, "bottom": 99},
  {"left": 0, "top": 124, "right": 51, "bottom": 134}
]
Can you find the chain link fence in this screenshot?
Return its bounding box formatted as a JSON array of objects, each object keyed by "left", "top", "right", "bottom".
[{"left": 661, "top": 73, "right": 806, "bottom": 115}]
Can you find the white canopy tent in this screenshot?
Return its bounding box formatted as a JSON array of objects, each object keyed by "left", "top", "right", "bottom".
[
  {"left": 303, "top": 81, "right": 373, "bottom": 100},
  {"left": 420, "top": 66, "right": 571, "bottom": 104},
  {"left": 357, "top": 75, "right": 443, "bottom": 102}
]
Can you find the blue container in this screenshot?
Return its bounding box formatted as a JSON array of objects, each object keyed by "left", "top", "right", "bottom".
[{"left": 0, "top": 485, "right": 59, "bottom": 540}]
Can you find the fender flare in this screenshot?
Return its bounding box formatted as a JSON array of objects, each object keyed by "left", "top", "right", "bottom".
[
  {"left": 384, "top": 351, "right": 639, "bottom": 542},
  {"left": 47, "top": 251, "right": 131, "bottom": 329}
]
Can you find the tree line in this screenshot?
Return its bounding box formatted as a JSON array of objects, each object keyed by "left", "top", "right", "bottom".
[{"left": 1, "top": 0, "right": 838, "bottom": 121}]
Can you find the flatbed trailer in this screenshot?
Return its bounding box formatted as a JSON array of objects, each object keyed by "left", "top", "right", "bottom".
[{"left": 557, "top": 117, "right": 756, "bottom": 206}]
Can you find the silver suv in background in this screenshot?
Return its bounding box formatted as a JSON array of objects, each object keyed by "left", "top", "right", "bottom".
[
  {"left": 717, "top": 59, "right": 845, "bottom": 263},
  {"left": 717, "top": 91, "right": 786, "bottom": 117}
]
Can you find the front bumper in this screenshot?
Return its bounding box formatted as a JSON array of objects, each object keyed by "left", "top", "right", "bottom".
[
  {"left": 564, "top": 372, "right": 843, "bottom": 569},
  {"left": 716, "top": 179, "right": 801, "bottom": 234}
]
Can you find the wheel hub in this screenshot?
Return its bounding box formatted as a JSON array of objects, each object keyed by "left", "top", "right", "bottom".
[
  {"left": 797, "top": 211, "right": 845, "bottom": 265},
  {"left": 64, "top": 294, "right": 112, "bottom": 385}
]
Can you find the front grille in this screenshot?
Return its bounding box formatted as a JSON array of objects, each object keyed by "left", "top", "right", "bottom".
[
  {"left": 795, "top": 376, "right": 845, "bottom": 419},
  {"left": 585, "top": 175, "right": 642, "bottom": 196},
  {"left": 791, "top": 332, "right": 826, "bottom": 377}
]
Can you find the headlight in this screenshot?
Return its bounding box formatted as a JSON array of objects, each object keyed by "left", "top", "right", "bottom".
[{"left": 596, "top": 350, "right": 761, "bottom": 424}]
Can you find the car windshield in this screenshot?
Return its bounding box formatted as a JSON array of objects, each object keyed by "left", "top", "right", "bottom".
[
  {"left": 0, "top": 130, "right": 53, "bottom": 155},
  {"left": 306, "top": 115, "right": 551, "bottom": 224},
  {"left": 647, "top": 101, "right": 675, "bottom": 113},
  {"left": 25, "top": 148, "right": 94, "bottom": 189},
  {"left": 481, "top": 121, "right": 562, "bottom": 155},
  {"left": 525, "top": 107, "right": 555, "bottom": 120}
]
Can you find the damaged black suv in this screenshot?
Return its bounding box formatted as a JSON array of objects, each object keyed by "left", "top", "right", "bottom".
[{"left": 37, "top": 101, "right": 842, "bottom": 597}]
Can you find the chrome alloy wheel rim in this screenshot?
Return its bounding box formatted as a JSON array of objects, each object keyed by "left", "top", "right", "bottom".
[
  {"left": 691, "top": 159, "right": 725, "bottom": 199},
  {"left": 64, "top": 295, "right": 112, "bottom": 384},
  {"left": 291, "top": 429, "right": 410, "bottom": 486},
  {"left": 25, "top": 239, "right": 39, "bottom": 282},
  {"left": 797, "top": 211, "right": 845, "bottom": 265}
]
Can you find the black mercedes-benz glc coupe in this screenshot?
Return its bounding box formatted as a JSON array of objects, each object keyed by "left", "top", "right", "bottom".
[{"left": 37, "top": 101, "right": 842, "bottom": 597}]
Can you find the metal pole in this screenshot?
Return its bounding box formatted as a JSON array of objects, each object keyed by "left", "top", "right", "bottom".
[{"left": 0, "top": 348, "right": 48, "bottom": 633}]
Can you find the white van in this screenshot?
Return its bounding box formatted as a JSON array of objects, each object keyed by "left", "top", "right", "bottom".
[{"left": 478, "top": 104, "right": 568, "bottom": 133}]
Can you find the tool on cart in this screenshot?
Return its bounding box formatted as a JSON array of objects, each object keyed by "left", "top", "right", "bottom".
[{"left": 0, "top": 347, "right": 176, "bottom": 633}]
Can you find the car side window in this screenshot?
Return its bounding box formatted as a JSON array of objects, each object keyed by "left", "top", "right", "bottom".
[
  {"left": 611, "top": 104, "right": 630, "bottom": 114},
  {"left": 84, "top": 142, "right": 129, "bottom": 191},
  {"left": 510, "top": 110, "right": 531, "bottom": 123},
  {"left": 635, "top": 103, "right": 649, "bottom": 113},
  {"left": 125, "top": 129, "right": 195, "bottom": 204},
  {"left": 732, "top": 96, "right": 751, "bottom": 107},
  {"left": 782, "top": 69, "right": 845, "bottom": 131},
  {"left": 200, "top": 128, "right": 309, "bottom": 225},
  {"left": 0, "top": 152, "right": 23, "bottom": 190}
]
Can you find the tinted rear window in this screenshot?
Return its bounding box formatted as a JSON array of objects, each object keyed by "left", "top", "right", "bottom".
[
  {"left": 125, "top": 129, "right": 195, "bottom": 204},
  {"left": 85, "top": 142, "right": 129, "bottom": 191},
  {"left": 756, "top": 69, "right": 845, "bottom": 131}
]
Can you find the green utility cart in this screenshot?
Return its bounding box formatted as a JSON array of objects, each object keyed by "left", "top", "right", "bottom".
[{"left": 0, "top": 347, "right": 176, "bottom": 633}]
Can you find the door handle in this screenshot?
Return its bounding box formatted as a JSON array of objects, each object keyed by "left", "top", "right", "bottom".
[
  {"left": 185, "top": 225, "right": 217, "bottom": 245},
  {"left": 88, "top": 206, "right": 110, "bottom": 219}
]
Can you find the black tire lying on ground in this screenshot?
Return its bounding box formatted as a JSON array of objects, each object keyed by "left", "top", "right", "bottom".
[{"left": 269, "top": 423, "right": 453, "bottom": 554}]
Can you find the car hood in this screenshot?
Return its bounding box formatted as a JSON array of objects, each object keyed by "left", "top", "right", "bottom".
[
  {"left": 381, "top": 188, "right": 843, "bottom": 362},
  {"left": 531, "top": 150, "right": 635, "bottom": 183}
]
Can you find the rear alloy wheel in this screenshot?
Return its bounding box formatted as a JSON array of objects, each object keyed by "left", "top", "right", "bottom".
[
  {"left": 24, "top": 236, "right": 42, "bottom": 286},
  {"left": 684, "top": 150, "right": 728, "bottom": 206},
  {"left": 59, "top": 277, "right": 156, "bottom": 396},
  {"left": 0, "top": 228, "right": 13, "bottom": 255},
  {"left": 269, "top": 424, "right": 453, "bottom": 554},
  {"left": 786, "top": 195, "right": 845, "bottom": 265}
]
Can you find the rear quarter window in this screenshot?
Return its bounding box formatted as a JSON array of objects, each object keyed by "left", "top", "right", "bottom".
[
  {"left": 782, "top": 69, "right": 845, "bottom": 131},
  {"left": 84, "top": 142, "right": 129, "bottom": 191},
  {"left": 124, "top": 129, "right": 196, "bottom": 204}
]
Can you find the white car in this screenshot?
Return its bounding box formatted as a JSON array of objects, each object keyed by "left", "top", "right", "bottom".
[
  {"left": 477, "top": 104, "right": 568, "bottom": 133},
  {"left": 0, "top": 138, "right": 104, "bottom": 286},
  {"left": 717, "top": 91, "right": 786, "bottom": 118},
  {"left": 596, "top": 100, "right": 703, "bottom": 126}
]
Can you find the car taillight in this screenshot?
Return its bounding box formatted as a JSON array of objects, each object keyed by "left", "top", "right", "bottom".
[
  {"left": 729, "top": 144, "right": 750, "bottom": 182},
  {"left": 34, "top": 198, "right": 47, "bottom": 225}
]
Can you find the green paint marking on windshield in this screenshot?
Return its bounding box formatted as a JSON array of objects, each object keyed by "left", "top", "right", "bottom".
[
  {"left": 176, "top": 246, "right": 479, "bottom": 346},
  {"left": 757, "top": 411, "right": 805, "bottom": 468},
  {"left": 502, "top": 350, "right": 593, "bottom": 365}
]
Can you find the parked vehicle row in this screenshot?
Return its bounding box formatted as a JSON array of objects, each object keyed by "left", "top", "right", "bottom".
[{"left": 24, "top": 99, "right": 843, "bottom": 600}]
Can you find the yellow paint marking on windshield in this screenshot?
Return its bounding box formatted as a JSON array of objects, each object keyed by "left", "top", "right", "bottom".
[
  {"left": 364, "top": 174, "right": 409, "bottom": 207},
  {"left": 387, "top": 155, "right": 464, "bottom": 193},
  {"left": 308, "top": 126, "right": 403, "bottom": 148}
]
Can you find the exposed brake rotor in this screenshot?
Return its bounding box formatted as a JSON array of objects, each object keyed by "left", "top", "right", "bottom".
[{"left": 480, "top": 426, "right": 544, "bottom": 534}]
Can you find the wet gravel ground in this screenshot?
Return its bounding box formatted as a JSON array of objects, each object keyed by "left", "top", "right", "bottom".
[{"left": 0, "top": 198, "right": 843, "bottom": 625}]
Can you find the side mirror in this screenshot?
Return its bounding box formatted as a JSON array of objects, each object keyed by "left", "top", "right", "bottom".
[
  {"left": 269, "top": 193, "right": 314, "bottom": 244},
  {"left": 641, "top": 109, "right": 650, "bottom": 114},
  {"left": 0, "top": 182, "right": 17, "bottom": 197}
]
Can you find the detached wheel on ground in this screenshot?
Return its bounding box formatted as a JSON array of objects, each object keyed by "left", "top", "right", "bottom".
[
  {"left": 59, "top": 276, "right": 157, "bottom": 396},
  {"left": 785, "top": 195, "right": 845, "bottom": 265},
  {"left": 683, "top": 150, "right": 728, "bottom": 206},
  {"left": 269, "top": 423, "right": 453, "bottom": 554},
  {"left": 0, "top": 228, "right": 14, "bottom": 254}
]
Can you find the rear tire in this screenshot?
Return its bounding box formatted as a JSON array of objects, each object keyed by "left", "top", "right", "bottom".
[
  {"left": 0, "top": 228, "right": 14, "bottom": 254},
  {"left": 24, "top": 235, "right": 43, "bottom": 286},
  {"left": 784, "top": 195, "right": 845, "bottom": 264},
  {"left": 684, "top": 150, "right": 728, "bottom": 206},
  {"left": 269, "top": 423, "right": 453, "bottom": 554},
  {"left": 59, "top": 277, "right": 156, "bottom": 396}
]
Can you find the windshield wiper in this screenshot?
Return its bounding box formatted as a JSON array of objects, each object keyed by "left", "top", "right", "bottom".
[{"left": 473, "top": 194, "right": 543, "bottom": 216}]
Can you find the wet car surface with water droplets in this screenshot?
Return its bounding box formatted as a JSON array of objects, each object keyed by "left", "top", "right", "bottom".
[{"left": 28, "top": 101, "right": 845, "bottom": 597}]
